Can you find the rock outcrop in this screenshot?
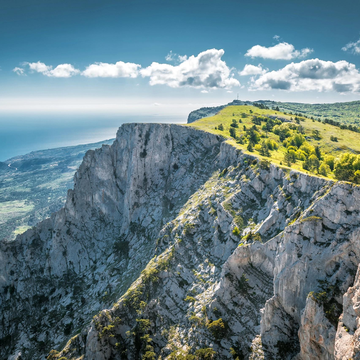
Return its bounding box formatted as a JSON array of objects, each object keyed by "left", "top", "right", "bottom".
[{"left": 1, "top": 123, "right": 360, "bottom": 359}]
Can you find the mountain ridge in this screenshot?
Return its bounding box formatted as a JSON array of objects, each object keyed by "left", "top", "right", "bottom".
[
  {"left": 187, "top": 100, "right": 360, "bottom": 126},
  {"left": 2, "top": 123, "right": 360, "bottom": 359}
]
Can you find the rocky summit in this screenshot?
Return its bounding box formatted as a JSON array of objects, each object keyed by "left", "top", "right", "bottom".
[{"left": 1, "top": 123, "right": 360, "bottom": 360}]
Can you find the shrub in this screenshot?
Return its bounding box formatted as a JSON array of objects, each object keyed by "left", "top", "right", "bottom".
[
  {"left": 232, "top": 227, "right": 241, "bottom": 236},
  {"left": 207, "top": 318, "right": 227, "bottom": 339},
  {"left": 229, "top": 127, "right": 237, "bottom": 138},
  {"left": 319, "top": 162, "right": 331, "bottom": 176},
  {"left": 230, "top": 119, "right": 239, "bottom": 128}
]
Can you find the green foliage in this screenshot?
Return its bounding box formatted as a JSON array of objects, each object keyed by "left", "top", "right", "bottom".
[
  {"left": 230, "top": 119, "right": 239, "bottom": 128},
  {"left": 206, "top": 318, "right": 227, "bottom": 339},
  {"left": 188, "top": 104, "right": 360, "bottom": 183},
  {"left": 242, "top": 231, "right": 262, "bottom": 243},
  {"left": 229, "top": 127, "right": 237, "bottom": 138},
  {"left": 184, "top": 296, "right": 196, "bottom": 302},
  {"left": 219, "top": 168, "right": 228, "bottom": 177},
  {"left": 218, "top": 123, "right": 224, "bottom": 131},
  {"left": 259, "top": 159, "right": 270, "bottom": 170},
  {"left": 142, "top": 351, "right": 156, "bottom": 360},
  {"left": 232, "top": 227, "right": 241, "bottom": 236},
  {"left": 194, "top": 348, "right": 216, "bottom": 359},
  {"left": 319, "top": 162, "right": 331, "bottom": 176},
  {"left": 333, "top": 153, "right": 360, "bottom": 183},
  {"left": 308, "top": 280, "right": 343, "bottom": 326},
  {"left": 247, "top": 142, "right": 253, "bottom": 152},
  {"left": 300, "top": 216, "right": 322, "bottom": 223}
]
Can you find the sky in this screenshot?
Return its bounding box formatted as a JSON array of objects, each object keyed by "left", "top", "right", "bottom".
[{"left": 1, "top": 0, "right": 360, "bottom": 115}]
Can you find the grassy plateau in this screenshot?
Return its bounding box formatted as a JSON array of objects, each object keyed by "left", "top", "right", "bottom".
[{"left": 187, "top": 104, "right": 360, "bottom": 181}]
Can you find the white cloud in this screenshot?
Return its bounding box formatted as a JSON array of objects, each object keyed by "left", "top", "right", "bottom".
[
  {"left": 26, "top": 61, "right": 80, "bottom": 77},
  {"left": 250, "top": 58, "right": 360, "bottom": 93},
  {"left": 239, "top": 64, "right": 267, "bottom": 76},
  {"left": 166, "top": 51, "right": 188, "bottom": 63},
  {"left": 178, "top": 54, "right": 188, "bottom": 62},
  {"left": 201, "top": 90, "right": 209, "bottom": 93},
  {"left": 82, "top": 61, "right": 140, "bottom": 78},
  {"left": 273, "top": 35, "right": 280, "bottom": 41},
  {"left": 245, "top": 42, "right": 313, "bottom": 60},
  {"left": 141, "top": 49, "right": 240, "bottom": 89},
  {"left": 13, "top": 67, "right": 25, "bottom": 75},
  {"left": 342, "top": 38, "right": 360, "bottom": 54},
  {"left": 165, "top": 51, "right": 175, "bottom": 61}
]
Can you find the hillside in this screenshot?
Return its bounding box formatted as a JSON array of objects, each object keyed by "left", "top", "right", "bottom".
[
  {"left": 0, "top": 139, "right": 114, "bottom": 241},
  {"left": 261, "top": 100, "right": 360, "bottom": 126},
  {"left": 187, "top": 104, "right": 360, "bottom": 184},
  {"left": 188, "top": 100, "right": 360, "bottom": 126},
  {"left": 2, "top": 123, "right": 360, "bottom": 359}
]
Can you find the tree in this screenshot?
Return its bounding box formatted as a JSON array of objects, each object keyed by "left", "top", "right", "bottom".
[
  {"left": 324, "top": 155, "right": 335, "bottom": 171},
  {"left": 247, "top": 142, "right": 253, "bottom": 152},
  {"left": 230, "top": 119, "right": 238, "bottom": 128},
  {"left": 303, "top": 154, "right": 320, "bottom": 172},
  {"left": 284, "top": 152, "right": 295, "bottom": 167},
  {"left": 259, "top": 141, "right": 270, "bottom": 157},
  {"left": 229, "top": 127, "right": 237, "bottom": 139},
  {"left": 315, "top": 145, "right": 322, "bottom": 160},
  {"left": 319, "top": 162, "right": 330, "bottom": 176},
  {"left": 218, "top": 123, "right": 224, "bottom": 131},
  {"left": 312, "top": 129, "right": 321, "bottom": 140}
]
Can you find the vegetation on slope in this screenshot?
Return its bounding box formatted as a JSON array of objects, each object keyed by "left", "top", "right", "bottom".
[
  {"left": 187, "top": 104, "right": 360, "bottom": 183},
  {"left": 260, "top": 100, "right": 360, "bottom": 127}
]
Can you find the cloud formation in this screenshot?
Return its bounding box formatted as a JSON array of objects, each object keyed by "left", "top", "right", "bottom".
[
  {"left": 13, "top": 67, "right": 25, "bottom": 75},
  {"left": 26, "top": 62, "right": 80, "bottom": 77},
  {"left": 141, "top": 49, "right": 239, "bottom": 89},
  {"left": 165, "top": 51, "right": 188, "bottom": 63},
  {"left": 82, "top": 61, "right": 141, "bottom": 78},
  {"left": 245, "top": 42, "right": 313, "bottom": 60},
  {"left": 250, "top": 58, "right": 360, "bottom": 93},
  {"left": 239, "top": 64, "right": 267, "bottom": 76},
  {"left": 342, "top": 38, "right": 360, "bottom": 55}
]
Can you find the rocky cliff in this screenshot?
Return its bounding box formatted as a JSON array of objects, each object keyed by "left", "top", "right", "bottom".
[{"left": 1, "top": 123, "right": 360, "bottom": 360}]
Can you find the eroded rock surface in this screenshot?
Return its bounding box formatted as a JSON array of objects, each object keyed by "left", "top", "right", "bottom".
[{"left": 1, "top": 123, "right": 360, "bottom": 359}]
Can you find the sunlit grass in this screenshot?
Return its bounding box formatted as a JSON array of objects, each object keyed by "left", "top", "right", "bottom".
[{"left": 187, "top": 105, "right": 360, "bottom": 179}]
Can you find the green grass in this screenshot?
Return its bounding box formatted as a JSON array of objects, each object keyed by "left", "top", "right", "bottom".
[
  {"left": 261, "top": 100, "right": 360, "bottom": 126},
  {"left": 187, "top": 105, "right": 360, "bottom": 179}
]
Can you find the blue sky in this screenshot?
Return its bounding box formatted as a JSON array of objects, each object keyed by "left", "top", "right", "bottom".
[{"left": 1, "top": 0, "right": 360, "bottom": 115}]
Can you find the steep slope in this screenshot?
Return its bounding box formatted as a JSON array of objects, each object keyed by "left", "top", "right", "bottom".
[
  {"left": 0, "top": 124, "right": 223, "bottom": 359},
  {"left": 2, "top": 123, "right": 360, "bottom": 360}
]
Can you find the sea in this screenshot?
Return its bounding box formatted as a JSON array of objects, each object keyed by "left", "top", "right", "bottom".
[{"left": 0, "top": 113, "right": 186, "bottom": 161}]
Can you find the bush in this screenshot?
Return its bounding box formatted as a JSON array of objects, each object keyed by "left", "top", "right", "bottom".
[
  {"left": 232, "top": 227, "right": 241, "bottom": 236},
  {"left": 230, "top": 119, "right": 239, "bottom": 128},
  {"left": 207, "top": 318, "right": 227, "bottom": 339},
  {"left": 194, "top": 348, "right": 216, "bottom": 360},
  {"left": 229, "top": 127, "right": 237, "bottom": 138},
  {"left": 319, "top": 162, "right": 331, "bottom": 176},
  {"left": 218, "top": 123, "right": 224, "bottom": 131}
]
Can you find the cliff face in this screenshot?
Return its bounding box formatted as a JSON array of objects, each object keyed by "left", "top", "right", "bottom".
[{"left": 1, "top": 123, "right": 360, "bottom": 360}]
